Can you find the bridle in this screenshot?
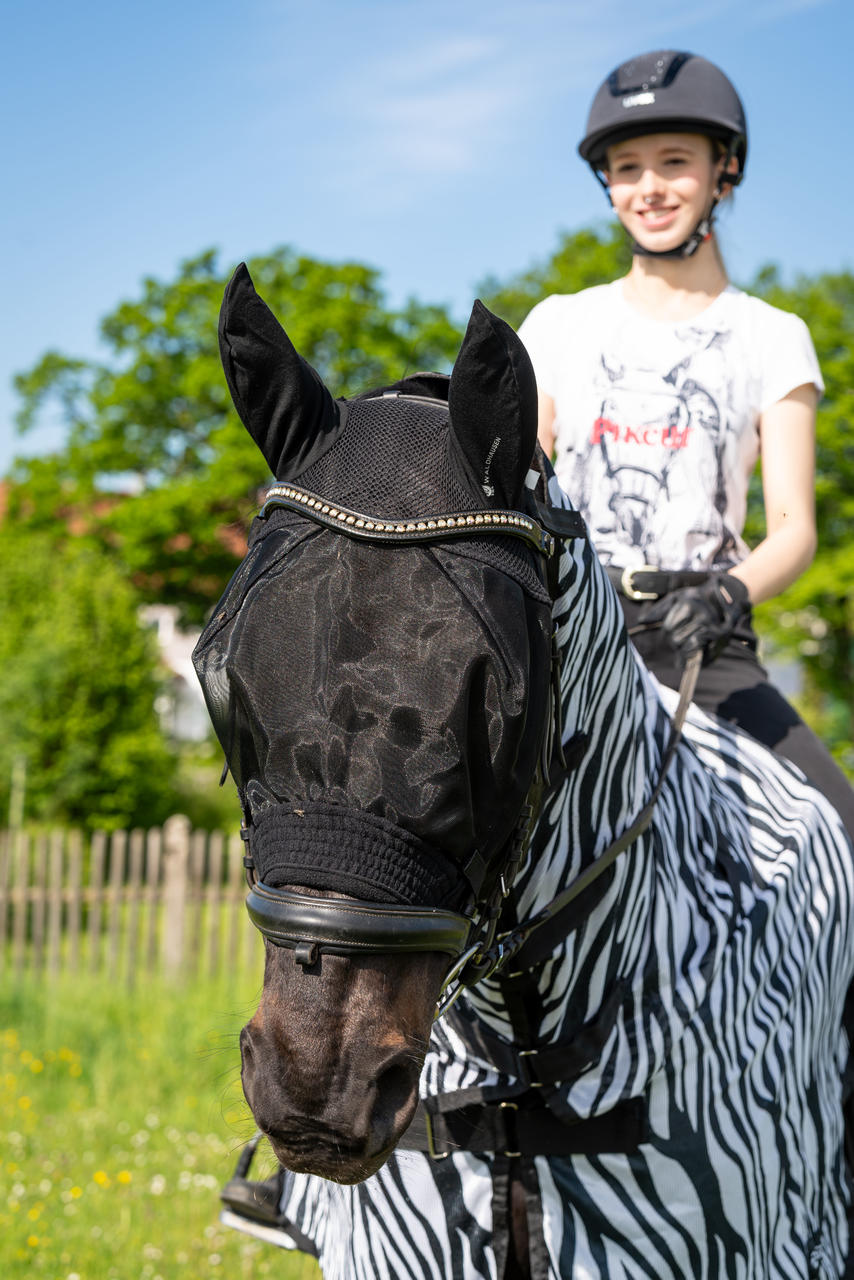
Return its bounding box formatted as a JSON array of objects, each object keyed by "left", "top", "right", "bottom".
[{"left": 239, "top": 477, "right": 699, "bottom": 1016}]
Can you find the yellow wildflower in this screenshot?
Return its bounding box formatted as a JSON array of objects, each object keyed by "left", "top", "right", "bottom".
[
  {"left": 93, "top": 1170, "right": 110, "bottom": 1188},
  {"left": 117, "top": 1170, "right": 132, "bottom": 1185}
]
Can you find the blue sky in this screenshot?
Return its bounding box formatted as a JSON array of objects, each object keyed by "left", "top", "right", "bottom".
[{"left": 2, "top": 0, "right": 851, "bottom": 472}]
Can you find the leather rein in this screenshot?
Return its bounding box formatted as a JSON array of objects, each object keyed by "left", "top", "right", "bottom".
[{"left": 240, "top": 479, "right": 700, "bottom": 1015}]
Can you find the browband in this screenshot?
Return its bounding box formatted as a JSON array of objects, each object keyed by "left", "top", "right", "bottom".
[{"left": 258, "top": 482, "right": 587, "bottom": 558}]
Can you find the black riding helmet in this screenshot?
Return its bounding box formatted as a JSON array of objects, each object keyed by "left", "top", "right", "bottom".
[{"left": 579, "top": 51, "right": 747, "bottom": 258}]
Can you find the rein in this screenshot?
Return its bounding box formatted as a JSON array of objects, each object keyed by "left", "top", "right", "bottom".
[{"left": 240, "top": 479, "right": 700, "bottom": 1015}]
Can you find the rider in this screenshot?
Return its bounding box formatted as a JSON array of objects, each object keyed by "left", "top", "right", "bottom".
[{"left": 518, "top": 49, "right": 854, "bottom": 840}]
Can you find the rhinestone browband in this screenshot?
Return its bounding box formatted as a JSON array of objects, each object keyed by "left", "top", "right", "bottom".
[{"left": 259, "top": 483, "right": 556, "bottom": 557}]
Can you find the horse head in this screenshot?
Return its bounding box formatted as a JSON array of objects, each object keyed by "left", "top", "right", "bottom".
[{"left": 193, "top": 266, "right": 559, "bottom": 1183}]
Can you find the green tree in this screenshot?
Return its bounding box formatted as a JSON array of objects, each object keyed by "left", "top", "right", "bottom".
[
  {"left": 744, "top": 267, "right": 854, "bottom": 767},
  {"left": 10, "top": 248, "right": 463, "bottom": 622},
  {"left": 480, "top": 223, "right": 631, "bottom": 328},
  {"left": 0, "top": 527, "right": 178, "bottom": 830}
]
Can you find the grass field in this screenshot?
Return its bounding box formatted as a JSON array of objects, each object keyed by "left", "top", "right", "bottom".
[{"left": 0, "top": 967, "right": 321, "bottom": 1279}]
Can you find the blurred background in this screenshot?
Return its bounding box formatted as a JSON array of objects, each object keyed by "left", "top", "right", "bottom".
[{"left": 0, "top": 2, "right": 851, "bottom": 1276}]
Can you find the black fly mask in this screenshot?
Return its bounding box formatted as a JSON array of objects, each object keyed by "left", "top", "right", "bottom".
[{"left": 193, "top": 266, "right": 573, "bottom": 993}]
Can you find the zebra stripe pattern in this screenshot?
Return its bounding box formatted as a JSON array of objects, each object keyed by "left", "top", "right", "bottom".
[{"left": 251, "top": 474, "right": 854, "bottom": 1278}]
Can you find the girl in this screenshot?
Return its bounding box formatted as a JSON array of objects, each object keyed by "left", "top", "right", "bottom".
[{"left": 518, "top": 49, "right": 854, "bottom": 837}]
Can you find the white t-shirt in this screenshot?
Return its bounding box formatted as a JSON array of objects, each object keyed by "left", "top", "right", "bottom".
[{"left": 518, "top": 282, "right": 823, "bottom": 571}]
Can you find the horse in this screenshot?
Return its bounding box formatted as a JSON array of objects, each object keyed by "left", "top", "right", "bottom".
[{"left": 193, "top": 264, "right": 854, "bottom": 1279}]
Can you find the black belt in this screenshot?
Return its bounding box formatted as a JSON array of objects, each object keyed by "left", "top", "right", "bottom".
[
  {"left": 398, "top": 1096, "right": 648, "bottom": 1159},
  {"left": 606, "top": 565, "right": 710, "bottom": 601}
]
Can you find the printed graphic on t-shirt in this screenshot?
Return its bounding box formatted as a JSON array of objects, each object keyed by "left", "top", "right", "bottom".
[{"left": 560, "top": 328, "right": 741, "bottom": 569}]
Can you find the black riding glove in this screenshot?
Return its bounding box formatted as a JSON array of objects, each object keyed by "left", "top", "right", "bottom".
[{"left": 639, "top": 572, "right": 751, "bottom": 665}]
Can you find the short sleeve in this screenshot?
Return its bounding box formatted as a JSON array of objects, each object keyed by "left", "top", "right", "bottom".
[
  {"left": 758, "top": 306, "right": 824, "bottom": 412},
  {"left": 517, "top": 296, "right": 564, "bottom": 399}
]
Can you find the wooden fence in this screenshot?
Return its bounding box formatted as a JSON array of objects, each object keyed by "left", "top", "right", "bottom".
[{"left": 0, "top": 816, "right": 262, "bottom": 985}]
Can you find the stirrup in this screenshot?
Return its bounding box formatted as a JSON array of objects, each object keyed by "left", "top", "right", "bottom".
[{"left": 219, "top": 1133, "right": 313, "bottom": 1253}]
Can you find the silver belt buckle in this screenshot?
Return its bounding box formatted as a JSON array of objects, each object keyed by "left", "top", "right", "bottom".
[{"left": 621, "top": 564, "right": 659, "bottom": 601}]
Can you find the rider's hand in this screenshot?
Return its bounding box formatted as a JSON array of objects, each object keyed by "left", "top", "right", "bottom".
[{"left": 639, "top": 572, "right": 751, "bottom": 665}]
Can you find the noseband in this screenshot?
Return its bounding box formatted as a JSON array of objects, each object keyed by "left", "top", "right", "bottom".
[{"left": 239, "top": 476, "right": 699, "bottom": 1015}]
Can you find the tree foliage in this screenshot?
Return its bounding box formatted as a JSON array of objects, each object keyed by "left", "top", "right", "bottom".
[
  {"left": 743, "top": 267, "right": 854, "bottom": 764},
  {"left": 479, "top": 223, "right": 631, "bottom": 328},
  {"left": 10, "top": 248, "right": 463, "bottom": 623},
  {"left": 0, "top": 527, "right": 178, "bottom": 830}
]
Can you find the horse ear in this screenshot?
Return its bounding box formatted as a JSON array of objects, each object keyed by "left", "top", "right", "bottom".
[
  {"left": 447, "top": 300, "right": 538, "bottom": 508},
  {"left": 218, "top": 264, "right": 342, "bottom": 479}
]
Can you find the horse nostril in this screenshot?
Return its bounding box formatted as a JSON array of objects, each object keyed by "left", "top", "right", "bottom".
[
  {"left": 239, "top": 1026, "right": 255, "bottom": 1065},
  {"left": 239, "top": 1026, "right": 258, "bottom": 1108},
  {"left": 375, "top": 1058, "right": 417, "bottom": 1124}
]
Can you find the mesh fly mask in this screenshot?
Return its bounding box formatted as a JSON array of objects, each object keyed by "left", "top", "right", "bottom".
[{"left": 192, "top": 268, "right": 581, "bottom": 1006}]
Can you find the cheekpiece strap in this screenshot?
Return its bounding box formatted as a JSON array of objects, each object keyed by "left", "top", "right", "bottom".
[{"left": 259, "top": 483, "right": 564, "bottom": 558}]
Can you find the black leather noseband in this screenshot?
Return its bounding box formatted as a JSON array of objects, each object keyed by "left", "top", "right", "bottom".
[{"left": 246, "top": 882, "right": 472, "bottom": 963}]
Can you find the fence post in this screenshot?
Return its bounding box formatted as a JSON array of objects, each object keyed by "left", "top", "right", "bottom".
[
  {"left": 207, "top": 831, "right": 224, "bottom": 980},
  {"left": 161, "top": 815, "right": 191, "bottom": 977},
  {"left": 144, "top": 828, "right": 162, "bottom": 974},
  {"left": 188, "top": 830, "right": 206, "bottom": 980},
  {"left": 0, "top": 828, "right": 11, "bottom": 973},
  {"left": 68, "top": 831, "right": 82, "bottom": 973},
  {"left": 107, "top": 830, "right": 127, "bottom": 979},
  {"left": 227, "top": 831, "right": 246, "bottom": 977},
  {"left": 31, "top": 833, "right": 48, "bottom": 974},
  {"left": 12, "top": 831, "right": 29, "bottom": 978},
  {"left": 125, "top": 829, "right": 144, "bottom": 991},
  {"left": 88, "top": 832, "right": 106, "bottom": 973},
  {"left": 47, "top": 829, "right": 64, "bottom": 976}
]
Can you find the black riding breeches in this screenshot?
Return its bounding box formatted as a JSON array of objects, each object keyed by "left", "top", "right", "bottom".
[{"left": 618, "top": 597, "right": 854, "bottom": 845}]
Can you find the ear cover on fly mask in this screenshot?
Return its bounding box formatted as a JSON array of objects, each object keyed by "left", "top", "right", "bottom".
[
  {"left": 218, "top": 263, "right": 344, "bottom": 479},
  {"left": 448, "top": 300, "right": 539, "bottom": 509},
  {"left": 196, "top": 283, "right": 553, "bottom": 910}
]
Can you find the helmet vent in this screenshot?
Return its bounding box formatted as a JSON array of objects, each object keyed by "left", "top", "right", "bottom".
[{"left": 609, "top": 51, "right": 690, "bottom": 96}]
